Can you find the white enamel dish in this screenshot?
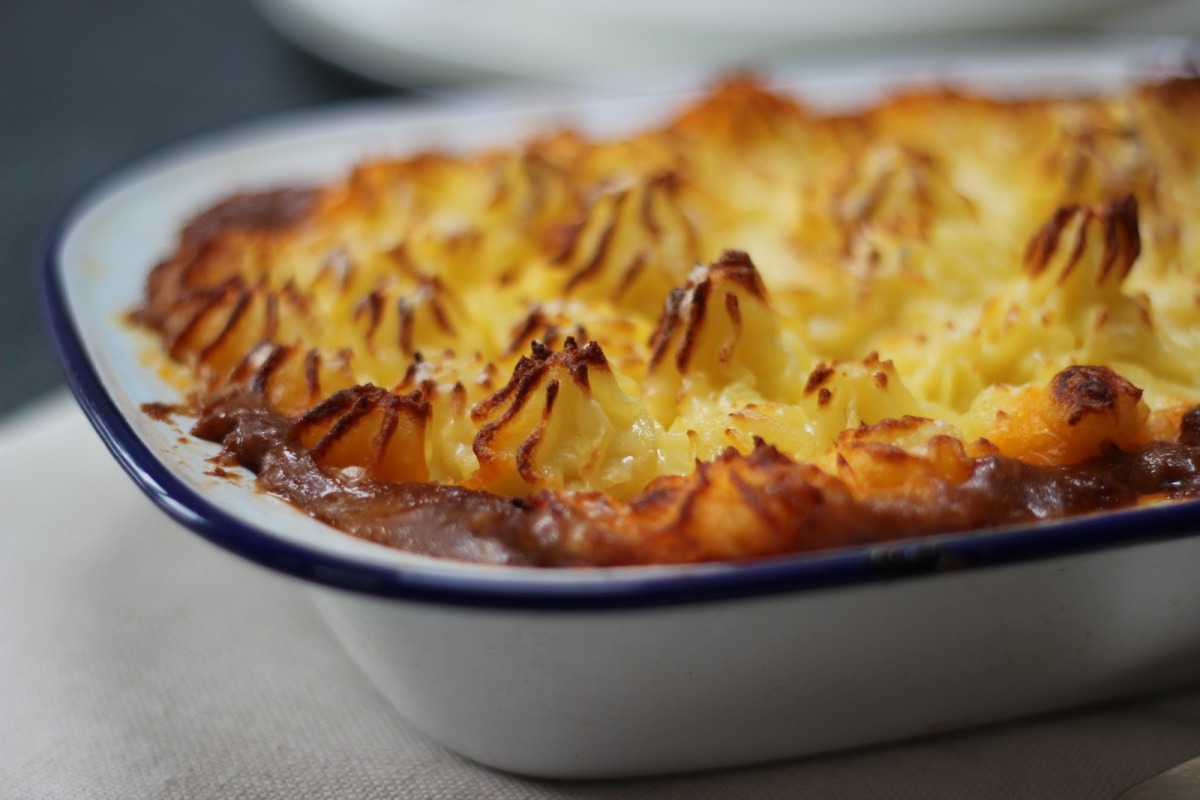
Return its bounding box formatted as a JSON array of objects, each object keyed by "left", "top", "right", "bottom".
[{"left": 43, "top": 45, "right": 1200, "bottom": 778}]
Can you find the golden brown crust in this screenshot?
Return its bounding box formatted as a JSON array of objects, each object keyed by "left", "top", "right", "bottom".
[{"left": 134, "top": 75, "right": 1200, "bottom": 565}]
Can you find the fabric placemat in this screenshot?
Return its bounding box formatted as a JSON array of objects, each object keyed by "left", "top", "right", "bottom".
[{"left": 3, "top": 394, "right": 1199, "bottom": 799}]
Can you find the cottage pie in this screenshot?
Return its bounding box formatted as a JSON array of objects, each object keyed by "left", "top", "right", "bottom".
[{"left": 133, "top": 76, "right": 1200, "bottom": 566}]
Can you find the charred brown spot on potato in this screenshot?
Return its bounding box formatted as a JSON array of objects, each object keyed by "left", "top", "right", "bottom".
[
  {"left": 180, "top": 189, "right": 317, "bottom": 252},
  {"left": 246, "top": 343, "right": 287, "bottom": 396},
  {"left": 1023, "top": 195, "right": 1140, "bottom": 284},
  {"left": 291, "top": 384, "right": 430, "bottom": 481},
  {"left": 647, "top": 251, "right": 773, "bottom": 376},
  {"left": 514, "top": 380, "right": 560, "bottom": 483},
  {"left": 471, "top": 355, "right": 542, "bottom": 426},
  {"left": 711, "top": 250, "right": 769, "bottom": 301},
  {"left": 674, "top": 277, "right": 711, "bottom": 372},
  {"left": 1051, "top": 365, "right": 1142, "bottom": 426},
  {"left": 472, "top": 339, "right": 612, "bottom": 461},
  {"left": 505, "top": 308, "right": 547, "bottom": 356},
  {"left": 647, "top": 288, "right": 685, "bottom": 369},
  {"left": 719, "top": 292, "right": 742, "bottom": 363},
  {"left": 425, "top": 278, "right": 459, "bottom": 337},
  {"left": 805, "top": 364, "right": 834, "bottom": 394},
  {"left": 1025, "top": 206, "right": 1079, "bottom": 278},
  {"left": 355, "top": 291, "right": 384, "bottom": 346},
  {"left": 564, "top": 214, "right": 620, "bottom": 291},
  {"left": 547, "top": 220, "right": 584, "bottom": 265}
]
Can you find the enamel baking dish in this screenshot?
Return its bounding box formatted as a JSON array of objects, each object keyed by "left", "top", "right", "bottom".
[{"left": 43, "top": 43, "right": 1200, "bottom": 778}]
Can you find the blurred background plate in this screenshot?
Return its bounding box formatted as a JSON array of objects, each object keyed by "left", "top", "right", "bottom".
[{"left": 251, "top": 0, "right": 1197, "bottom": 89}]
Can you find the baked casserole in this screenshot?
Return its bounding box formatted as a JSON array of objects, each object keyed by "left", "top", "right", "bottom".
[{"left": 133, "top": 76, "right": 1200, "bottom": 566}]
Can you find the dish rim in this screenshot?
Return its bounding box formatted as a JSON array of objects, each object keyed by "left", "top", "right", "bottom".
[{"left": 40, "top": 64, "right": 1200, "bottom": 611}]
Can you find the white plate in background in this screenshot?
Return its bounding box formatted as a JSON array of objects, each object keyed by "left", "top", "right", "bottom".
[{"left": 250, "top": 0, "right": 1174, "bottom": 89}]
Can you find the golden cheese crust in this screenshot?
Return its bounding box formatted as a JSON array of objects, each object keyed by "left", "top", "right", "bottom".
[{"left": 136, "top": 75, "right": 1200, "bottom": 565}]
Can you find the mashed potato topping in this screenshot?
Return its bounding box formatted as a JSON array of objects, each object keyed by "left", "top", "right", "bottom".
[{"left": 135, "top": 76, "right": 1200, "bottom": 565}]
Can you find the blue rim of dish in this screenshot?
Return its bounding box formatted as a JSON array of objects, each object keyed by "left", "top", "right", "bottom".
[{"left": 39, "top": 109, "right": 1200, "bottom": 613}]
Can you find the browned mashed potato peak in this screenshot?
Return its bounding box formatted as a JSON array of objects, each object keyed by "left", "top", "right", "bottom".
[{"left": 135, "top": 76, "right": 1200, "bottom": 566}]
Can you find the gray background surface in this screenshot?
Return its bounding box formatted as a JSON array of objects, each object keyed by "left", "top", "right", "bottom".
[{"left": 1, "top": 0, "right": 394, "bottom": 418}]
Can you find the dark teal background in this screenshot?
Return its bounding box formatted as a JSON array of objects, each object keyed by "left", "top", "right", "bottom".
[{"left": 1, "top": 1, "right": 396, "bottom": 417}]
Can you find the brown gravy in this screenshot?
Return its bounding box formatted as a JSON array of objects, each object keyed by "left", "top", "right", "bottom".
[{"left": 191, "top": 393, "right": 1200, "bottom": 566}]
